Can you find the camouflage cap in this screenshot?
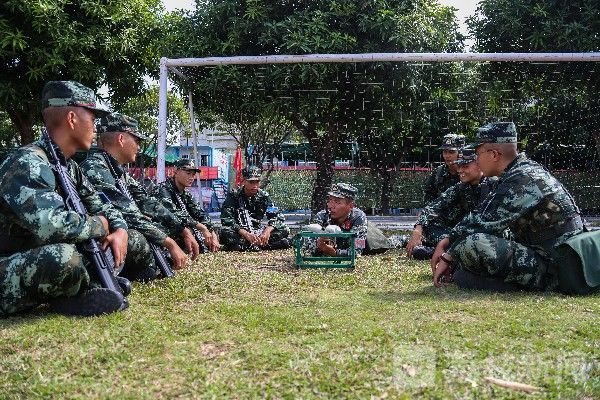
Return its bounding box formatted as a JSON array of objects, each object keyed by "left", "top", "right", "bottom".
[
  {"left": 474, "top": 122, "right": 517, "bottom": 145},
  {"left": 438, "top": 134, "right": 466, "bottom": 151},
  {"left": 328, "top": 183, "right": 358, "bottom": 200},
  {"left": 41, "top": 81, "right": 110, "bottom": 117},
  {"left": 454, "top": 146, "right": 477, "bottom": 166},
  {"left": 175, "top": 158, "right": 200, "bottom": 172},
  {"left": 97, "top": 112, "right": 148, "bottom": 140},
  {"left": 242, "top": 166, "right": 262, "bottom": 181}
]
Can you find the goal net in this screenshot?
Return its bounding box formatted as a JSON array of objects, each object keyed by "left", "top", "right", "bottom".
[{"left": 159, "top": 53, "right": 600, "bottom": 217}]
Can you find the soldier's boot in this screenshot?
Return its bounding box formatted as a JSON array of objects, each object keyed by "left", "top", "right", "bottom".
[
  {"left": 412, "top": 246, "right": 435, "bottom": 260},
  {"left": 268, "top": 238, "right": 291, "bottom": 250},
  {"left": 116, "top": 276, "right": 132, "bottom": 296},
  {"left": 453, "top": 268, "right": 521, "bottom": 293},
  {"left": 49, "top": 287, "right": 126, "bottom": 317}
]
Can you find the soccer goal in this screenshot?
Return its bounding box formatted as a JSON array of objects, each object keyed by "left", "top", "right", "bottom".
[{"left": 157, "top": 52, "right": 600, "bottom": 216}]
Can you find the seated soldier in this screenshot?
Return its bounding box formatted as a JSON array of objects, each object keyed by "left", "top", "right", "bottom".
[
  {"left": 0, "top": 80, "right": 129, "bottom": 317},
  {"left": 422, "top": 133, "right": 465, "bottom": 204},
  {"left": 220, "top": 166, "right": 290, "bottom": 251},
  {"left": 406, "top": 147, "right": 497, "bottom": 260},
  {"left": 309, "top": 183, "right": 391, "bottom": 256},
  {"left": 432, "top": 122, "right": 599, "bottom": 294},
  {"left": 151, "top": 158, "right": 221, "bottom": 252},
  {"left": 80, "top": 113, "right": 197, "bottom": 280}
]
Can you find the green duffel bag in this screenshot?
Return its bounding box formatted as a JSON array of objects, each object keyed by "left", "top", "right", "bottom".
[{"left": 553, "top": 230, "right": 600, "bottom": 295}]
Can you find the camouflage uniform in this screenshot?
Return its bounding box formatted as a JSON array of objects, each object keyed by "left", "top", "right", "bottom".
[
  {"left": 0, "top": 138, "right": 126, "bottom": 316},
  {"left": 422, "top": 164, "right": 460, "bottom": 204},
  {"left": 309, "top": 183, "right": 390, "bottom": 256},
  {"left": 312, "top": 208, "right": 368, "bottom": 256},
  {"left": 80, "top": 150, "right": 175, "bottom": 281},
  {"left": 422, "top": 134, "right": 465, "bottom": 204},
  {"left": 417, "top": 176, "right": 497, "bottom": 246},
  {"left": 220, "top": 186, "right": 290, "bottom": 251},
  {"left": 447, "top": 123, "right": 585, "bottom": 290},
  {"left": 152, "top": 176, "right": 216, "bottom": 251}
]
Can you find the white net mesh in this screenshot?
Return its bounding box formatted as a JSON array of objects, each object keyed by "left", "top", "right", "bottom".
[{"left": 173, "top": 58, "right": 599, "bottom": 216}]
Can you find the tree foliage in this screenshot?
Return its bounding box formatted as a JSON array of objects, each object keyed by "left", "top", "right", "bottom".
[
  {"left": 0, "top": 0, "right": 163, "bottom": 145},
  {"left": 166, "top": 0, "right": 463, "bottom": 212},
  {"left": 468, "top": 0, "right": 600, "bottom": 167}
]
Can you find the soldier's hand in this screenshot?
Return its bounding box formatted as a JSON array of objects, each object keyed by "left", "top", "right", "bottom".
[
  {"left": 406, "top": 230, "right": 423, "bottom": 258},
  {"left": 102, "top": 228, "right": 128, "bottom": 268},
  {"left": 433, "top": 259, "right": 452, "bottom": 288},
  {"left": 98, "top": 216, "right": 110, "bottom": 238},
  {"left": 164, "top": 238, "right": 188, "bottom": 270},
  {"left": 430, "top": 238, "right": 450, "bottom": 274},
  {"left": 316, "top": 237, "right": 336, "bottom": 256},
  {"left": 210, "top": 233, "right": 222, "bottom": 252},
  {"left": 181, "top": 228, "right": 199, "bottom": 260},
  {"left": 199, "top": 226, "right": 214, "bottom": 249},
  {"left": 242, "top": 230, "right": 260, "bottom": 246},
  {"left": 259, "top": 227, "right": 273, "bottom": 247}
]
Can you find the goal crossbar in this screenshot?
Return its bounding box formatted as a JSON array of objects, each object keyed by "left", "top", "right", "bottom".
[{"left": 157, "top": 52, "right": 600, "bottom": 181}]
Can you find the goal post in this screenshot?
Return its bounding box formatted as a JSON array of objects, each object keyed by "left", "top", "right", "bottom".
[{"left": 157, "top": 52, "right": 600, "bottom": 215}]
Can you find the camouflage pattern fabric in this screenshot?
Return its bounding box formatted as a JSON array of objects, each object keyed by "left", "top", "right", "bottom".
[
  {"left": 0, "top": 244, "right": 90, "bottom": 316},
  {"left": 120, "top": 229, "right": 157, "bottom": 282},
  {"left": 220, "top": 187, "right": 289, "bottom": 250},
  {"left": 0, "top": 139, "right": 126, "bottom": 315},
  {"left": 80, "top": 151, "right": 184, "bottom": 245},
  {"left": 152, "top": 177, "right": 215, "bottom": 232},
  {"left": 80, "top": 151, "right": 186, "bottom": 276},
  {"left": 422, "top": 164, "right": 460, "bottom": 204},
  {"left": 311, "top": 208, "right": 368, "bottom": 256},
  {"left": 417, "top": 177, "right": 497, "bottom": 245},
  {"left": 448, "top": 154, "right": 584, "bottom": 290}
]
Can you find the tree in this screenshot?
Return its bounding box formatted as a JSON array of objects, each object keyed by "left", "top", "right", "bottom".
[
  {"left": 166, "top": 0, "right": 463, "bottom": 212},
  {"left": 0, "top": 0, "right": 163, "bottom": 145},
  {"left": 120, "top": 86, "right": 191, "bottom": 168},
  {"left": 468, "top": 0, "right": 600, "bottom": 170}
]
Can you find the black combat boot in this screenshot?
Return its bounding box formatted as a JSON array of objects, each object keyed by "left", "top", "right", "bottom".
[{"left": 49, "top": 288, "right": 126, "bottom": 317}]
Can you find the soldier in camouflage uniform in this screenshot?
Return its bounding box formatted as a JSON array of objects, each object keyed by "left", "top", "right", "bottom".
[
  {"left": 220, "top": 166, "right": 290, "bottom": 251},
  {"left": 0, "top": 81, "right": 129, "bottom": 317},
  {"left": 422, "top": 134, "right": 465, "bottom": 204},
  {"left": 432, "top": 122, "right": 598, "bottom": 294},
  {"left": 406, "top": 148, "right": 497, "bottom": 260},
  {"left": 309, "top": 183, "right": 391, "bottom": 256},
  {"left": 151, "top": 158, "right": 221, "bottom": 252},
  {"left": 80, "top": 113, "right": 196, "bottom": 276}
]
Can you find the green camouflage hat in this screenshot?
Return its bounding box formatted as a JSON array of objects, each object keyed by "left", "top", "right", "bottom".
[
  {"left": 41, "top": 81, "right": 110, "bottom": 117},
  {"left": 97, "top": 112, "right": 148, "bottom": 140},
  {"left": 454, "top": 146, "right": 477, "bottom": 166},
  {"left": 328, "top": 183, "right": 358, "bottom": 200},
  {"left": 474, "top": 122, "right": 517, "bottom": 145},
  {"left": 175, "top": 158, "right": 200, "bottom": 172},
  {"left": 438, "top": 134, "right": 466, "bottom": 151},
  {"left": 242, "top": 166, "right": 262, "bottom": 181}
]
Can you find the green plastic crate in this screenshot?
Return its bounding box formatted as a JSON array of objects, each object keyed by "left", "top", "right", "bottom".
[{"left": 292, "top": 231, "right": 357, "bottom": 269}]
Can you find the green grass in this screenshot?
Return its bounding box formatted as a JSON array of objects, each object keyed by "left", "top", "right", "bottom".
[{"left": 1, "top": 250, "right": 598, "bottom": 399}]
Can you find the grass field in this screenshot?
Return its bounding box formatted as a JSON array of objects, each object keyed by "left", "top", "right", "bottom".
[{"left": 1, "top": 249, "right": 598, "bottom": 399}]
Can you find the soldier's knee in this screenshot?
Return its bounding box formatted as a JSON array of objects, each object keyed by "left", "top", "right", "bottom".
[{"left": 38, "top": 244, "right": 87, "bottom": 295}]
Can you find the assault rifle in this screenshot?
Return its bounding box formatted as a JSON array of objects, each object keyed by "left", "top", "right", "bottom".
[
  {"left": 171, "top": 189, "right": 208, "bottom": 253},
  {"left": 237, "top": 197, "right": 262, "bottom": 250},
  {"left": 43, "top": 130, "right": 130, "bottom": 309},
  {"left": 100, "top": 152, "right": 175, "bottom": 278}
]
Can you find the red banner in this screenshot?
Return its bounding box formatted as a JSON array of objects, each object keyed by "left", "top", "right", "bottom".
[{"left": 233, "top": 147, "right": 243, "bottom": 186}]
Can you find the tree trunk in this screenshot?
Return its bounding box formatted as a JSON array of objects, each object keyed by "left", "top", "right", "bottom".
[
  {"left": 7, "top": 106, "right": 36, "bottom": 145},
  {"left": 309, "top": 138, "right": 336, "bottom": 215}
]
